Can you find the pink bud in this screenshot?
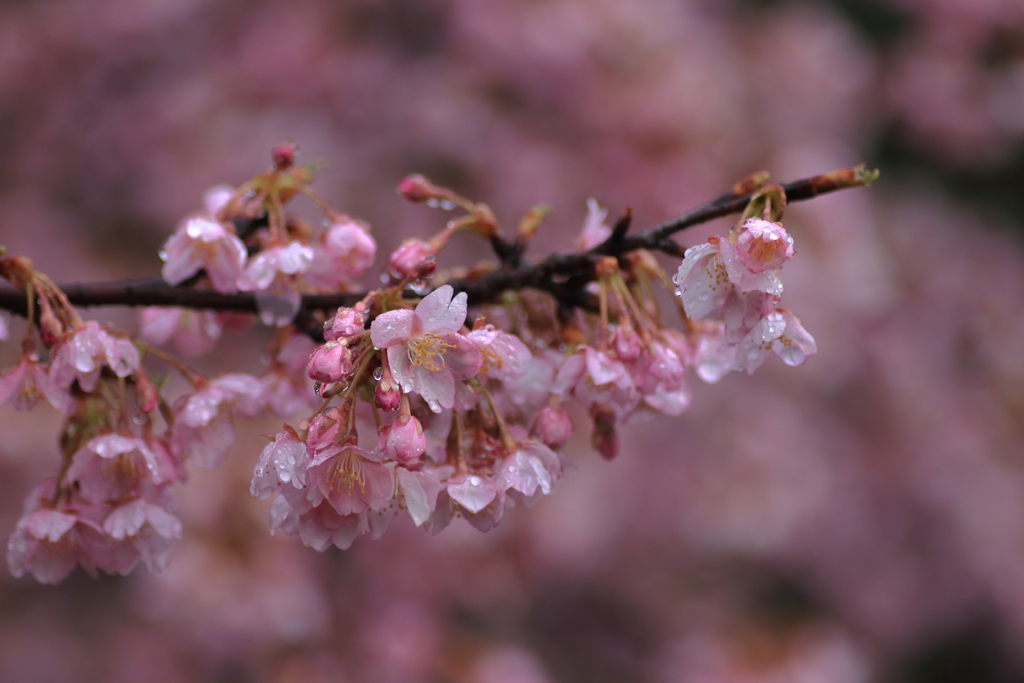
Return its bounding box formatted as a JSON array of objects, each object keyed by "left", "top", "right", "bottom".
[
  {"left": 387, "top": 239, "right": 433, "bottom": 280},
  {"left": 397, "top": 174, "right": 447, "bottom": 203},
  {"left": 375, "top": 355, "right": 401, "bottom": 412},
  {"left": 324, "top": 306, "right": 365, "bottom": 342},
  {"left": 272, "top": 142, "right": 296, "bottom": 170},
  {"left": 531, "top": 405, "right": 573, "bottom": 449},
  {"left": 379, "top": 414, "right": 426, "bottom": 464},
  {"left": 133, "top": 369, "right": 159, "bottom": 413},
  {"left": 307, "top": 342, "right": 354, "bottom": 383}
]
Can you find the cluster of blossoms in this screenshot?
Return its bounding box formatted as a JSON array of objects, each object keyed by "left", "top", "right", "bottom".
[{"left": 0, "top": 147, "right": 822, "bottom": 581}]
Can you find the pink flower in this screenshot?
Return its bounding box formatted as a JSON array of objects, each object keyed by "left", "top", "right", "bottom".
[
  {"left": 171, "top": 373, "right": 264, "bottom": 468},
  {"left": 446, "top": 472, "right": 500, "bottom": 514},
  {"left": 673, "top": 236, "right": 783, "bottom": 323},
  {"left": 394, "top": 465, "right": 450, "bottom": 527},
  {"left": 251, "top": 431, "right": 309, "bottom": 500},
  {"left": 0, "top": 354, "right": 75, "bottom": 414},
  {"left": 102, "top": 498, "right": 181, "bottom": 570},
  {"left": 307, "top": 444, "right": 394, "bottom": 516},
  {"left": 733, "top": 218, "right": 795, "bottom": 274},
  {"left": 138, "top": 307, "right": 222, "bottom": 357},
  {"left": 497, "top": 441, "right": 562, "bottom": 500},
  {"left": 370, "top": 285, "right": 483, "bottom": 413},
  {"left": 467, "top": 325, "right": 532, "bottom": 381},
  {"left": 305, "top": 218, "right": 377, "bottom": 289},
  {"left": 575, "top": 198, "right": 611, "bottom": 251},
  {"left": 238, "top": 242, "right": 314, "bottom": 326},
  {"left": 161, "top": 217, "right": 247, "bottom": 293},
  {"left": 6, "top": 482, "right": 138, "bottom": 583},
  {"left": 552, "top": 347, "right": 639, "bottom": 418},
  {"left": 734, "top": 308, "right": 817, "bottom": 373},
  {"left": 64, "top": 433, "right": 174, "bottom": 504},
  {"left": 50, "top": 322, "right": 139, "bottom": 392}
]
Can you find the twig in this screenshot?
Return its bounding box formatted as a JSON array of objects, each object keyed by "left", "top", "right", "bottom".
[{"left": 0, "top": 167, "right": 876, "bottom": 336}]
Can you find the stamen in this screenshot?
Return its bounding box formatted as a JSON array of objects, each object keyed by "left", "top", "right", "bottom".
[{"left": 406, "top": 333, "right": 454, "bottom": 371}]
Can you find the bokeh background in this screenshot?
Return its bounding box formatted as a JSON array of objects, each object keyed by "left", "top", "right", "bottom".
[{"left": 2, "top": 0, "right": 1024, "bottom": 681}]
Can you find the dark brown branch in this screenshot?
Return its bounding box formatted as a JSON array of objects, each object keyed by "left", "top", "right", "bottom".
[
  {"left": 0, "top": 167, "right": 875, "bottom": 329},
  {"left": 450, "top": 165, "right": 877, "bottom": 305},
  {"left": 0, "top": 278, "right": 363, "bottom": 318}
]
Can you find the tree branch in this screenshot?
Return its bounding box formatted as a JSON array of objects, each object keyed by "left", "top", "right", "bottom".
[{"left": 0, "top": 166, "right": 876, "bottom": 330}]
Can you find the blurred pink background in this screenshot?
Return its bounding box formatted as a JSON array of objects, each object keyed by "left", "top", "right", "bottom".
[{"left": 2, "top": 0, "right": 1024, "bottom": 681}]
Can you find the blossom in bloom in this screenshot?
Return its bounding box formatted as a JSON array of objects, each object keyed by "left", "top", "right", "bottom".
[
  {"left": 64, "top": 433, "right": 175, "bottom": 504},
  {"left": 575, "top": 198, "right": 611, "bottom": 250},
  {"left": 238, "top": 242, "right": 315, "bottom": 326},
  {"left": 394, "top": 465, "right": 450, "bottom": 527},
  {"left": 6, "top": 482, "right": 138, "bottom": 583},
  {"left": 305, "top": 217, "right": 377, "bottom": 289},
  {"left": 161, "top": 217, "right": 247, "bottom": 293},
  {"left": 467, "top": 325, "right": 532, "bottom": 381},
  {"left": 102, "top": 498, "right": 182, "bottom": 571},
  {"left": 497, "top": 441, "right": 562, "bottom": 501},
  {"left": 138, "top": 307, "right": 223, "bottom": 357},
  {"left": 307, "top": 443, "right": 393, "bottom": 517},
  {"left": 171, "top": 373, "right": 265, "bottom": 467},
  {"left": 370, "top": 285, "right": 483, "bottom": 412},
  {"left": 250, "top": 431, "right": 309, "bottom": 501},
  {"left": 50, "top": 321, "right": 140, "bottom": 392},
  {"left": 734, "top": 307, "right": 817, "bottom": 373},
  {"left": 0, "top": 354, "right": 75, "bottom": 414},
  {"left": 552, "top": 346, "right": 639, "bottom": 418}
]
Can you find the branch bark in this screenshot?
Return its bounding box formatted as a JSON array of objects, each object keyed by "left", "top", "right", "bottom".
[{"left": 0, "top": 166, "right": 876, "bottom": 327}]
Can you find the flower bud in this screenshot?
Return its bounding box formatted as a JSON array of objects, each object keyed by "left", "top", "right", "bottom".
[
  {"left": 272, "top": 142, "right": 296, "bottom": 170},
  {"left": 397, "top": 174, "right": 449, "bottom": 203},
  {"left": 325, "top": 305, "right": 366, "bottom": 342},
  {"left": 307, "top": 342, "right": 354, "bottom": 383},
  {"left": 375, "top": 355, "right": 401, "bottom": 412},
  {"left": 387, "top": 239, "right": 433, "bottom": 280},
  {"left": 133, "top": 368, "right": 159, "bottom": 413},
  {"left": 379, "top": 414, "right": 426, "bottom": 464},
  {"left": 531, "top": 405, "right": 573, "bottom": 449}
]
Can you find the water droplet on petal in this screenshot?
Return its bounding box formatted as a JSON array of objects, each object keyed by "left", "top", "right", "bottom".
[
  {"left": 439, "top": 200, "right": 456, "bottom": 210},
  {"left": 314, "top": 381, "right": 324, "bottom": 397},
  {"left": 158, "top": 250, "right": 169, "bottom": 262},
  {"left": 372, "top": 367, "right": 383, "bottom": 381}
]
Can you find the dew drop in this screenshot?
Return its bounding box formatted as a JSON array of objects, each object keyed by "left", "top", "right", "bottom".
[
  {"left": 439, "top": 200, "right": 456, "bottom": 210},
  {"left": 133, "top": 415, "right": 148, "bottom": 425},
  {"left": 158, "top": 250, "right": 169, "bottom": 262},
  {"left": 426, "top": 198, "right": 440, "bottom": 208},
  {"left": 314, "top": 381, "right": 324, "bottom": 397},
  {"left": 372, "top": 367, "right": 383, "bottom": 381}
]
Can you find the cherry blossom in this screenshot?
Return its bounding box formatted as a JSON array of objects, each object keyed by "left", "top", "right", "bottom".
[
  {"left": 138, "top": 307, "right": 222, "bottom": 357},
  {"left": 0, "top": 354, "right": 75, "bottom": 414},
  {"left": 370, "top": 285, "right": 483, "bottom": 412},
  {"left": 305, "top": 217, "right": 376, "bottom": 289},
  {"left": 160, "top": 217, "right": 247, "bottom": 293}
]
